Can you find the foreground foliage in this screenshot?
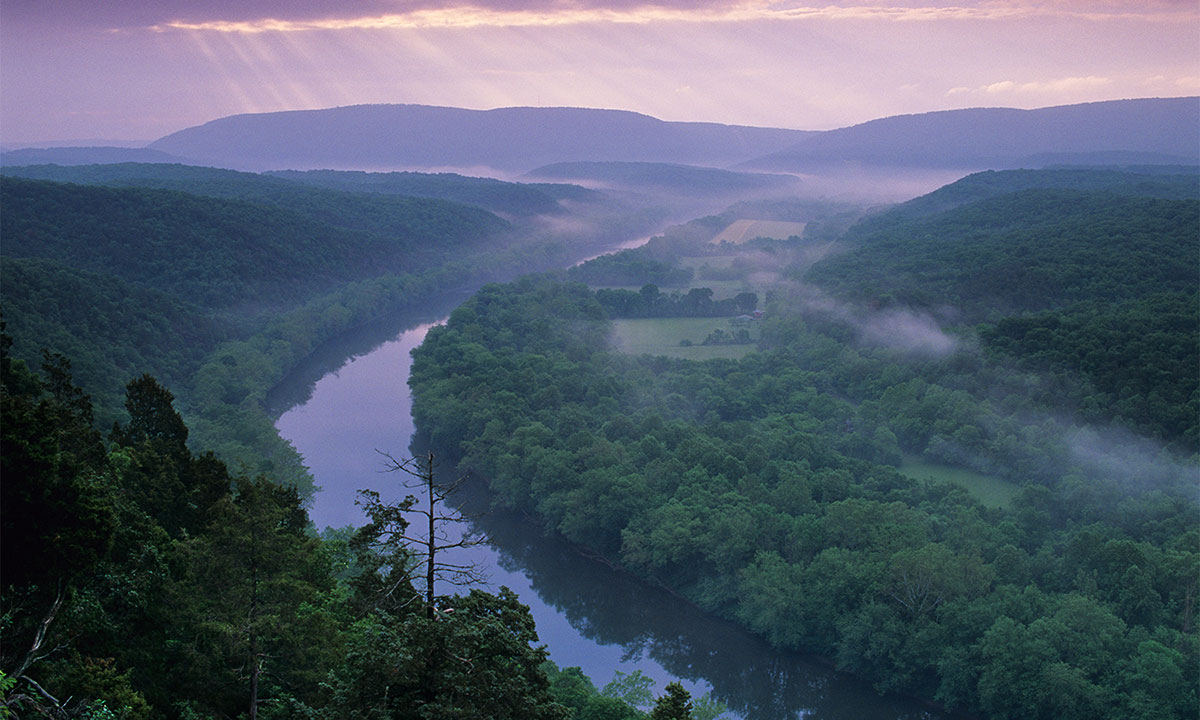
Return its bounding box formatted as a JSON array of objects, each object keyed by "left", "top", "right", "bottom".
[
  {"left": 1, "top": 340, "right": 708, "bottom": 719},
  {"left": 0, "top": 352, "right": 509, "bottom": 717}
]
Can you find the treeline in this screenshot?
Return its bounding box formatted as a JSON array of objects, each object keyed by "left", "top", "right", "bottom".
[
  {"left": 1, "top": 346, "right": 708, "bottom": 719},
  {"left": 567, "top": 248, "right": 694, "bottom": 287},
  {"left": 807, "top": 189, "right": 1198, "bottom": 318},
  {"left": 265, "top": 168, "right": 596, "bottom": 217},
  {"left": 409, "top": 272, "right": 1197, "bottom": 720},
  {"left": 860, "top": 166, "right": 1200, "bottom": 227},
  {"left": 595, "top": 285, "right": 758, "bottom": 319}
]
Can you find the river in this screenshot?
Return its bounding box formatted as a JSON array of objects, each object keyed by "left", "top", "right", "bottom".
[{"left": 272, "top": 298, "right": 965, "bottom": 720}]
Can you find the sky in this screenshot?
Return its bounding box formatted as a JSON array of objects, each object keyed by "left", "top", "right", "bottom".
[{"left": 1, "top": 0, "right": 1197, "bottom": 144}]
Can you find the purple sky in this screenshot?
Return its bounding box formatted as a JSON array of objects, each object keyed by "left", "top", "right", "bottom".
[{"left": 2, "top": 0, "right": 1196, "bottom": 143}]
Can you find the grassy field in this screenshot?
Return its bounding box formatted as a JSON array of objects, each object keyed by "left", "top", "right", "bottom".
[
  {"left": 609, "top": 317, "right": 759, "bottom": 360},
  {"left": 711, "top": 219, "right": 807, "bottom": 245},
  {"left": 899, "top": 455, "right": 1020, "bottom": 509}
]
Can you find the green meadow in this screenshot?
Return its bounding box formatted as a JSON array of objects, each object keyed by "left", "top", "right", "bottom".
[
  {"left": 898, "top": 455, "right": 1020, "bottom": 509},
  {"left": 609, "top": 317, "right": 760, "bottom": 359}
]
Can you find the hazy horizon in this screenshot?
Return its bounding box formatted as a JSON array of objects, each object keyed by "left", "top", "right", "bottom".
[
  {"left": 5, "top": 95, "right": 1199, "bottom": 152},
  {"left": 3, "top": 0, "right": 1197, "bottom": 144}
]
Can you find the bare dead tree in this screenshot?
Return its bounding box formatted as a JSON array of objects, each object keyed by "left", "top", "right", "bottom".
[
  {"left": 2, "top": 585, "right": 78, "bottom": 718},
  {"left": 374, "top": 451, "right": 489, "bottom": 619}
]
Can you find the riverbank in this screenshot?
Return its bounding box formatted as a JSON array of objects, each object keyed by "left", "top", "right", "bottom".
[{"left": 196, "top": 210, "right": 664, "bottom": 498}]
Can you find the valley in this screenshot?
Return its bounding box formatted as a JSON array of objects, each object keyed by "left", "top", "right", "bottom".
[{"left": 2, "top": 98, "right": 1197, "bottom": 720}]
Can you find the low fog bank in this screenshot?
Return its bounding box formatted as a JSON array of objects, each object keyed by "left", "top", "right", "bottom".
[
  {"left": 770, "top": 166, "right": 973, "bottom": 204},
  {"left": 1062, "top": 424, "right": 1199, "bottom": 495},
  {"left": 741, "top": 259, "right": 1196, "bottom": 502},
  {"left": 786, "top": 282, "right": 962, "bottom": 356}
]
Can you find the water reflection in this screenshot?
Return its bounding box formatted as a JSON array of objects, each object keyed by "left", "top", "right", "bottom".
[
  {"left": 272, "top": 292, "right": 965, "bottom": 720},
  {"left": 439, "top": 469, "right": 961, "bottom": 720},
  {"left": 265, "top": 295, "right": 469, "bottom": 417}
]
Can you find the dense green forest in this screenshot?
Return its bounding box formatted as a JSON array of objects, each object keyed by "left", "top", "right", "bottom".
[
  {"left": 1, "top": 162, "right": 599, "bottom": 220},
  {"left": 3, "top": 160, "right": 1197, "bottom": 718},
  {"left": 265, "top": 169, "right": 597, "bottom": 217},
  {"left": 2, "top": 177, "right": 499, "bottom": 310},
  {"left": 0, "top": 162, "right": 726, "bottom": 717},
  {"left": 1, "top": 348, "right": 706, "bottom": 719},
  {"left": 0, "top": 167, "right": 511, "bottom": 271},
  {"left": 567, "top": 248, "right": 695, "bottom": 287},
  {"left": 806, "top": 167, "right": 1199, "bottom": 448},
  {"left": 408, "top": 168, "right": 1199, "bottom": 719},
  {"left": 0, "top": 173, "right": 500, "bottom": 491}
]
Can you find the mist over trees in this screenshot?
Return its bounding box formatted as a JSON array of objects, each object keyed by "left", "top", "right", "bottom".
[
  {"left": 408, "top": 167, "right": 1198, "bottom": 719},
  {"left": 2, "top": 98, "right": 1198, "bottom": 719}
]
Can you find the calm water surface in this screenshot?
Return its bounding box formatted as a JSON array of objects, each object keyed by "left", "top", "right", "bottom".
[{"left": 274, "top": 308, "right": 964, "bottom": 720}]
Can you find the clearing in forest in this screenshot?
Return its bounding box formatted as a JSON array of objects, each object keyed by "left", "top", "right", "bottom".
[
  {"left": 609, "top": 317, "right": 759, "bottom": 360},
  {"left": 898, "top": 456, "right": 1020, "bottom": 509}
]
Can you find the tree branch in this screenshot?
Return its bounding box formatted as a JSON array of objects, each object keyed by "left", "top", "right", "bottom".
[{"left": 11, "top": 586, "right": 65, "bottom": 681}]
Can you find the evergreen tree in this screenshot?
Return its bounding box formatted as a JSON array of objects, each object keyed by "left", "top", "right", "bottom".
[{"left": 650, "top": 682, "right": 693, "bottom": 720}]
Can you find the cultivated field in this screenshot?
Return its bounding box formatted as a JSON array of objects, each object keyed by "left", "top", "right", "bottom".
[{"left": 711, "top": 219, "right": 807, "bottom": 245}]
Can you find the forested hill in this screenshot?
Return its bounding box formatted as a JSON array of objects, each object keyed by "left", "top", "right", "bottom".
[
  {"left": 0, "top": 174, "right": 511, "bottom": 481},
  {"left": 805, "top": 167, "right": 1199, "bottom": 449},
  {"left": 148, "top": 103, "right": 811, "bottom": 172},
  {"left": 1, "top": 257, "right": 221, "bottom": 411},
  {"left": 856, "top": 165, "right": 1200, "bottom": 226},
  {"left": 0, "top": 163, "right": 515, "bottom": 237},
  {"left": 266, "top": 168, "right": 597, "bottom": 217},
  {"left": 408, "top": 273, "right": 1197, "bottom": 720},
  {"left": 3, "top": 162, "right": 596, "bottom": 219},
  {"left": 1, "top": 176, "right": 505, "bottom": 309},
  {"left": 807, "top": 168, "right": 1199, "bottom": 315}
]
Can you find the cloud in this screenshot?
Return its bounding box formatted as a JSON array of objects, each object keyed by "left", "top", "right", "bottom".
[
  {"left": 984, "top": 80, "right": 1017, "bottom": 93},
  {"left": 946, "top": 75, "right": 1114, "bottom": 98},
  {"left": 791, "top": 284, "right": 962, "bottom": 356},
  {"left": 159, "top": 4, "right": 1198, "bottom": 33},
  {"left": 9, "top": 0, "right": 1192, "bottom": 33},
  {"left": 858, "top": 307, "right": 960, "bottom": 354}
]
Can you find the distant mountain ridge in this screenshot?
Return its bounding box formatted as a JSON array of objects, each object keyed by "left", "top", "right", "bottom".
[
  {"left": 11, "top": 98, "right": 1194, "bottom": 176},
  {"left": 148, "top": 104, "right": 811, "bottom": 173},
  {"left": 742, "top": 97, "right": 1199, "bottom": 171},
  {"left": 0, "top": 146, "right": 191, "bottom": 166}
]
